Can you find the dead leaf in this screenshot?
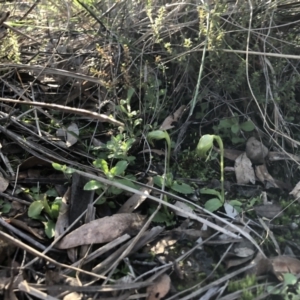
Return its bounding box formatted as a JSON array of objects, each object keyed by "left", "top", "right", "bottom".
[
  {"left": 55, "top": 188, "right": 70, "bottom": 239},
  {"left": 271, "top": 256, "right": 300, "bottom": 280},
  {"left": 246, "top": 252, "right": 272, "bottom": 276},
  {"left": 214, "top": 146, "right": 243, "bottom": 161},
  {"left": 225, "top": 256, "right": 253, "bottom": 270},
  {"left": 146, "top": 274, "right": 171, "bottom": 300},
  {"left": 0, "top": 237, "right": 16, "bottom": 264},
  {"left": 56, "top": 213, "right": 146, "bottom": 249},
  {"left": 66, "top": 123, "right": 79, "bottom": 147},
  {"left": 224, "top": 203, "right": 239, "bottom": 218},
  {"left": 20, "top": 156, "right": 51, "bottom": 170},
  {"left": 255, "top": 164, "right": 278, "bottom": 188},
  {"left": 234, "top": 153, "right": 255, "bottom": 184},
  {"left": 245, "top": 137, "right": 268, "bottom": 164},
  {"left": 232, "top": 240, "right": 255, "bottom": 258},
  {"left": 172, "top": 228, "right": 212, "bottom": 241},
  {"left": 8, "top": 218, "right": 45, "bottom": 240},
  {"left": 172, "top": 201, "right": 195, "bottom": 217},
  {"left": 118, "top": 177, "right": 153, "bottom": 213},
  {"left": 0, "top": 174, "right": 9, "bottom": 192},
  {"left": 268, "top": 151, "right": 300, "bottom": 162},
  {"left": 254, "top": 204, "right": 282, "bottom": 219},
  {"left": 159, "top": 105, "right": 185, "bottom": 130},
  {"left": 290, "top": 181, "right": 300, "bottom": 200}
]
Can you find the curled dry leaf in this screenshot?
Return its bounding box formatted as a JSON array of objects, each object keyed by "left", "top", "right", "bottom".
[
  {"left": 66, "top": 123, "right": 79, "bottom": 147},
  {"left": 271, "top": 255, "right": 300, "bottom": 280},
  {"left": 146, "top": 274, "right": 171, "bottom": 300},
  {"left": 56, "top": 213, "right": 146, "bottom": 249},
  {"left": 159, "top": 105, "right": 185, "bottom": 131},
  {"left": 234, "top": 153, "right": 255, "bottom": 184},
  {"left": 245, "top": 137, "right": 268, "bottom": 165},
  {"left": 118, "top": 177, "right": 153, "bottom": 213}
]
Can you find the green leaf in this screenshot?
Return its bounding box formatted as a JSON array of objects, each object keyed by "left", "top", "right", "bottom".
[
  {"left": 46, "top": 188, "right": 59, "bottom": 197},
  {"left": 219, "top": 119, "right": 234, "bottom": 129},
  {"left": 52, "top": 163, "right": 63, "bottom": 171},
  {"left": 84, "top": 180, "right": 103, "bottom": 191},
  {"left": 205, "top": 198, "right": 223, "bottom": 212},
  {"left": 171, "top": 181, "right": 194, "bottom": 194},
  {"left": 240, "top": 121, "right": 255, "bottom": 132},
  {"left": 95, "top": 197, "right": 106, "bottom": 205},
  {"left": 127, "top": 87, "right": 135, "bottom": 101},
  {"left": 1, "top": 203, "right": 11, "bottom": 214},
  {"left": 114, "top": 178, "right": 136, "bottom": 189},
  {"left": 44, "top": 220, "right": 55, "bottom": 239},
  {"left": 153, "top": 175, "right": 163, "bottom": 187},
  {"left": 228, "top": 200, "right": 243, "bottom": 212},
  {"left": 147, "top": 130, "right": 167, "bottom": 144},
  {"left": 231, "top": 123, "right": 240, "bottom": 134},
  {"left": 196, "top": 135, "right": 214, "bottom": 159},
  {"left": 229, "top": 200, "right": 242, "bottom": 207},
  {"left": 283, "top": 273, "right": 297, "bottom": 286},
  {"left": 200, "top": 188, "right": 222, "bottom": 200},
  {"left": 231, "top": 136, "right": 244, "bottom": 144},
  {"left": 42, "top": 197, "right": 52, "bottom": 216},
  {"left": 62, "top": 166, "right": 76, "bottom": 174},
  {"left": 108, "top": 201, "right": 116, "bottom": 209},
  {"left": 28, "top": 200, "right": 44, "bottom": 219},
  {"left": 50, "top": 200, "right": 61, "bottom": 219},
  {"left": 53, "top": 163, "right": 75, "bottom": 174},
  {"left": 94, "top": 159, "right": 109, "bottom": 174},
  {"left": 110, "top": 160, "right": 128, "bottom": 176}
]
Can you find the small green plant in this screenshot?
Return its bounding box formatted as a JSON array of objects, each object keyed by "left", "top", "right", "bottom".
[
  {"left": 213, "top": 116, "right": 255, "bottom": 144},
  {"left": 268, "top": 273, "right": 300, "bottom": 300},
  {"left": 117, "top": 87, "right": 142, "bottom": 133},
  {"left": 228, "top": 275, "right": 263, "bottom": 300},
  {"left": 27, "top": 188, "right": 61, "bottom": 239},
  {"left": 93, "top": 134, "right": 136, "bottom": 162},
  {"left": 196, "top": 134, "right": 225, "bottom": 212},
  {"left": 84, "top": 159, "right": 136, "bottom": 197},
  {"left": 154, "top": 173, "right": 194, "bottom": 195},
  {"left": 0, "top": 199, "right": 11, "bottom": 214}
]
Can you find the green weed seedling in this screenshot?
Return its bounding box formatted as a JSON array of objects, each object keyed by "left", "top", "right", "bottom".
[
  {"left": 106, "top": 134, "right": 136, "bottom": 162},
  {"left": 0, "top": 199, "right": 11, "bottom": 214},
  {"left": 84, "top": 159, "right": 136, "bottom": 201},
  {"left": 117, "top": 86, "right": 142, "bottom": 133},
  {"left": 27, "top": 187, "right": 61, "bottom": 239},
  {"left": 268, "top": 273, "right": 300, "bottom": 300},
  {"left": 213, "top": 116, "right": 255, "bottom": 144}
]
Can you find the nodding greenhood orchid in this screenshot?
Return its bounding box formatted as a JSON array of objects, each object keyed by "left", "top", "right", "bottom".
[{"left": 196, "top": 134, "right": 225, "bottom": 209}]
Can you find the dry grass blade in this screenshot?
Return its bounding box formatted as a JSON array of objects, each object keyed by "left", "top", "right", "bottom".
[
  {"left": 0, "top": 98, "right": 124, "bottom": 126},
  {"left": 0, "top": 63, "right": 108, "bottom": 86},
  {"left": 0, "top": 230, "right": 107, "bottom": 280}
]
